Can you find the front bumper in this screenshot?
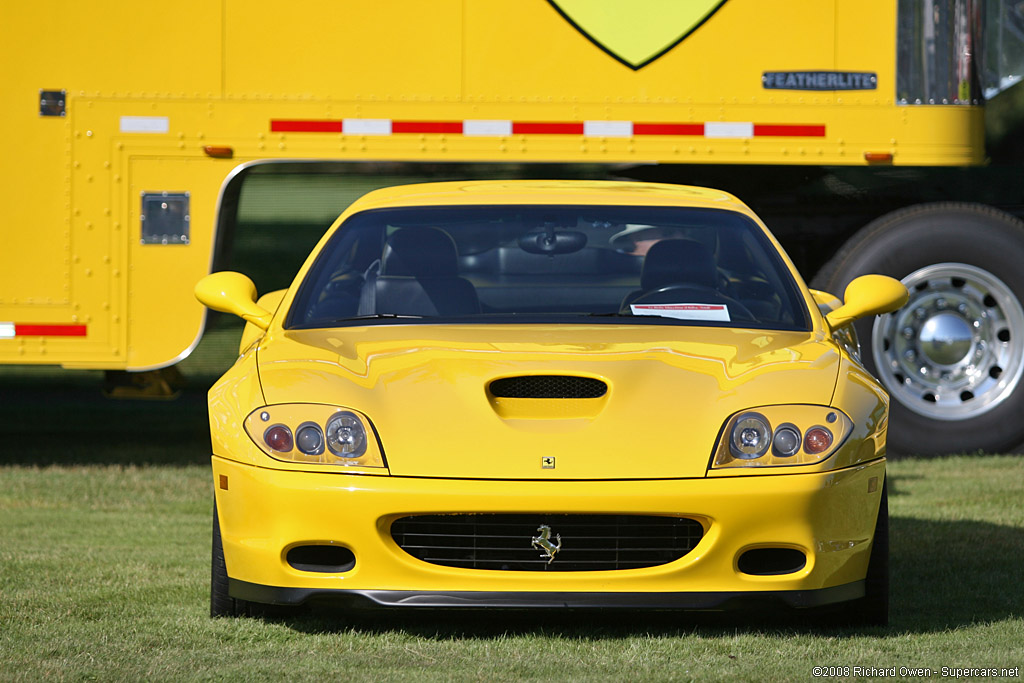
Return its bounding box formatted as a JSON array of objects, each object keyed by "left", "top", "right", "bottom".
[{"left": 213, "top": 456, "right": 885, "bottom": 610}]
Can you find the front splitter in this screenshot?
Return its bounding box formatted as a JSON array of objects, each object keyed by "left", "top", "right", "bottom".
[{"left": 230, "top": 578, "right": 864, "bottom": 611}]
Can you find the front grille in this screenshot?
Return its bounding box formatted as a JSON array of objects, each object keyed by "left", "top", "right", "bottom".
[
  {"left": 489, "top": 375, "right": 607, "bottom": 399},
  {"left": 390, "top": 514, "right": 703, "bottom": 571}
]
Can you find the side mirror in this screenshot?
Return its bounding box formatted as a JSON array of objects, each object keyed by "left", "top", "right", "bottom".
[
  {"left": 195, "top": 272, "right": 273, "bottom": 330},
  {"left": 824, "top": 274, "right": 908, "bottom": 329},
  {"left": 238, "top": 290, "right": 286, "bottom": 353}
]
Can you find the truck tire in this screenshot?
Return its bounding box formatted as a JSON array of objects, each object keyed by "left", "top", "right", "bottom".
[{"left": 813, "top": 203, "right": 1024, "bottom": 455}]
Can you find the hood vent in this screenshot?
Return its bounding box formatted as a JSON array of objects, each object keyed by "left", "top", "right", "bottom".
[{"left": 489, "top": 375, "right": 607, "bottom": 399}]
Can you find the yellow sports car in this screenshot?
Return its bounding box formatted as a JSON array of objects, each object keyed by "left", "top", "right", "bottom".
[{"left": 196, "top": 180, "right": 907, "bottom": 624}]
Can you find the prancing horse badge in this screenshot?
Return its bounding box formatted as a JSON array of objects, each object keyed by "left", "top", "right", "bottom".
[{"left": 531, "top": 524, "right": 562, "bottom": 564}]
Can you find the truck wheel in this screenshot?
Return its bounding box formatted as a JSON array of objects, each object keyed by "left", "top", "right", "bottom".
[{"left": 813, "top": 203, "right": 1024, "bottom": 455}]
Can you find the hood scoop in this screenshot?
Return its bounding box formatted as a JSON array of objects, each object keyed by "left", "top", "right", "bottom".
[
  {"left": 488, "top": 375, "right": 607, "bottom": 399},
  {"left": 487, "top": 375, "right": 609, "bottom": 421}
]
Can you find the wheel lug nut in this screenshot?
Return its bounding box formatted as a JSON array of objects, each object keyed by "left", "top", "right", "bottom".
[
  {"left": 957, "top": 303, "right": 969, "bottom": 315},
  {"left": 914, "top": 307, "right": 927, "bottom": 319},
  {"left": 904, "top": 349, "right": 917, "bottom": 362},
  {"left": 902, "top": 327, "right": 915, "bottom": 339},
  {"left": 936, "top": 298, "right": 947, "bottom": 310}
]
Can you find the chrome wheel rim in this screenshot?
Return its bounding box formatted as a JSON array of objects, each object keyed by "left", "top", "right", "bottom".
[{"left": 871, "top": 263, "right": 1024, "bottom": 421}]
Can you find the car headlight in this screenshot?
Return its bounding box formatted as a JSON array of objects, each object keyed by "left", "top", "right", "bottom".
[
  {"left": 712, "top": 406, "right": 852, "bottom": 469},
  {"left": 244, "top": 404, "right": 386, "bottom": 470}
]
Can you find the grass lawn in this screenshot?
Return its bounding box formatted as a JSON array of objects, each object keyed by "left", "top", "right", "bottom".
[{"left": 1, "top": 326, "right": 1022, "bottom": 681}]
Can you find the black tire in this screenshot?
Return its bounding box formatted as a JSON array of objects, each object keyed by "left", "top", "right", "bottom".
[
  {"left": 849, "top": 480, "right": 889, "bottom": 627},
  {"left": 211, "top": 502, "right": 251, "bottom": 618},
  {"left": 813, "top": 203, "right": 1024, "bottom": 455}
]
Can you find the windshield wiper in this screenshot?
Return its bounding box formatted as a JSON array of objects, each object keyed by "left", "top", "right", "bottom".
[{"left": 333, "top": 313, "right": 424, "bottom": 322}]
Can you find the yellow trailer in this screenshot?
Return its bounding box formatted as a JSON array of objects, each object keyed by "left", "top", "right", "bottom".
[{"left": 2, "top": 0, "right": 1022, "bottom": 454}]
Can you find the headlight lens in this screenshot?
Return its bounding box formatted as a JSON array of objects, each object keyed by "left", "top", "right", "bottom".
[
  {"left": 712, "top": 406, "right": 851, "bottom": 469},
  {"left": 326, "top": 412, "right": 367, "bottom": 458},
  {"left": 295, "top": 422, "right": 325, "bottom": 456},
  {"left": 772, "top": 423, "right": 802, "bottom": 457},
  {"left": 244, "top": 405, "right": 386, "bottom": 470},
  {"left": 730, "top": 413, "right": 772, "bottom": 459}
]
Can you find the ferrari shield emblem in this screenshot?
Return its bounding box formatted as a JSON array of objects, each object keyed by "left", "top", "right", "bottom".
[{"left": 548, "top": 0, "right": 727, "bottom": 70}]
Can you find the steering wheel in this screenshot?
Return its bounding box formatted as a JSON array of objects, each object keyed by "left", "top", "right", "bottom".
[{"left": 623, "top": 284, "right": 756, "bottom": 321}]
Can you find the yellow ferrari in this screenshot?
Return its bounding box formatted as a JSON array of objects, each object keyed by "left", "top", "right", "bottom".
[{"left": 196, "top": 180, "right": 907, "bottom": 624}]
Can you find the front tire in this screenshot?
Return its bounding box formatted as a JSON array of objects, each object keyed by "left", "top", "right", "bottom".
[
  {"left": 814, "top": 203, "right": 1024, "bottom": 455},
  {"left": 211, "top": 503, "right": 251, "bottom": 618},
  {"left": 850, "top": 480, "right": 889, "bottom": 627}
]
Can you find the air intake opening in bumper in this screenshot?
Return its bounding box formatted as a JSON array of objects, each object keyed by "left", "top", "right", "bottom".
[
  {"left": 737, "top": 547, "right": 806, "bottom": 576},
  {"left": 286, "top": 544, "right": 356, "bottom": 573}
]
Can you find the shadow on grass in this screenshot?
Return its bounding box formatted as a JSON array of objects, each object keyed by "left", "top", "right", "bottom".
[
  {"left": 888, "top": 516, "right": 1023, "bottom": 632},
  {"left": 0, "top": 314, "right": 248, "bottom": 466},
  {"left": 0, "top": 368, "right": 214, "bottom": 466},
  {"left": 257, "top": 511, "right": 1023, "bottom": 638}
]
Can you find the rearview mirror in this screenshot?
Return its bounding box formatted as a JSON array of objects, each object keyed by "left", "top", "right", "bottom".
[
  {"left": 518, "top": 230, "right": 587, "bottom": 255},
  {"left": 195, "top": 271, "right": 273, "bottom": 330},
  {"left": 824, "top": 274, "right": 908, "bottom": 329}
]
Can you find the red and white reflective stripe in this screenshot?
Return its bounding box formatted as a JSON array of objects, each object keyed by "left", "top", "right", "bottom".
[
  {"left": 0, "top": 322, "right": 87, "bottom": 339},
  {"left": 705, "top": 122, "right": 753, "bottom": 138},
  {"left": 270, "top": 119, "right": 825, "bottom": 138}
]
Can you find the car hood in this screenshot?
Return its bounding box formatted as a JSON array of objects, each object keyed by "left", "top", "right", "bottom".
[{"left": 257, "top": 324, "right": 840, "bottom": 479}]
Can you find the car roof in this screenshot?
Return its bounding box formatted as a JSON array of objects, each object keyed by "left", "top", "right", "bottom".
[{"left": 344, "top": 180, "right": 750, "bottom": 213}]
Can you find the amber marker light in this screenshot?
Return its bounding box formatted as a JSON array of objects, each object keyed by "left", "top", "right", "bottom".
[
  {"left": 864, "top": 152, "right": 893, "bottom": 163},
  {"left": 803, "top": 426, "right": 834, "bottom": 454},
  {"left": 203, "top": 145, "right": 234, "bottom": 158},
  {"left": 264, "top": 424, "right": 294, "bottom": 453}
]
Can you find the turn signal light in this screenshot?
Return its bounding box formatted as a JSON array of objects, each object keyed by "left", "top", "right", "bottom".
[
  {"left": 264, "top": 424, "right": 294, "bottom": 452},
  {"left": 803, "top": 426, "right": 834, "bottom": 454}
]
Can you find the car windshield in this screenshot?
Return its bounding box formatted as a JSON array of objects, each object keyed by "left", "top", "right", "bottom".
[{"left": 286, "top": 205, "right": 810, "bottom": 331}]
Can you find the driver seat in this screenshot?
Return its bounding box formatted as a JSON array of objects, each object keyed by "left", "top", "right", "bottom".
[{"left": 621, "top": 239, "right": 718, "bottom": 309}]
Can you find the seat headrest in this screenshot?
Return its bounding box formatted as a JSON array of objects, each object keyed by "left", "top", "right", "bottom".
[
  {"left": 381, "top": 228, "right": 459, "bottom": 276},
  {"left": 640, "top": 239, "right": 717, "bottom": 290}
]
